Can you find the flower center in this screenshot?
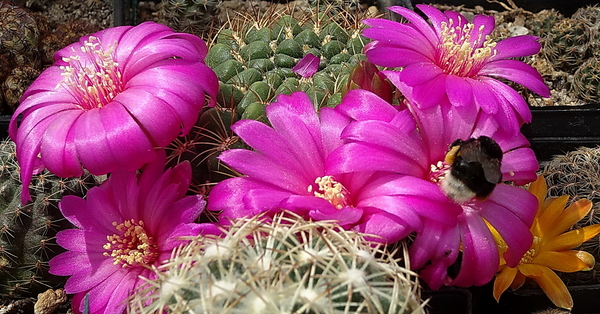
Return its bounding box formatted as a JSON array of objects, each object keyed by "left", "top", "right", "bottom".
[
  {"left": 519, "top": 236, "right": 540, "bottom": 264},
  {"left": 436, "top": 20, "right": 496, "bottom": 77},
  {"left": 308, "top": 176, "right": 350, "bottom": 209},
  {"left": 59, "top": 36, "right": 124, "bottom": 110},
  {"left": 428, "top": 160, "right": 450, "bottom": 183},
  {"left": 103, "top": 219, "right": 159, "bottom": 267}
]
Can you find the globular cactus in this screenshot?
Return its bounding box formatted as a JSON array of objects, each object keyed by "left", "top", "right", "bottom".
[
  {"left": 129, "top": 212, "right": 425, "bottom": 314},
  {"left": 0, "top": 139, "right": 99, "bottom": 298},
  {"left": 205, "top": 5, "right": 372, "bottom": 116},
  {"left": 158, "top": 0, "right": 222, "bottom": 36},
  {"left": 2, "top": 65, "right": 41, "bottom": 112},
  {"left": 525, "top": 9, "right": 564, "bottom": 38},
  {"left": 542, "top": 18, "right": 593, "bottom": 72},
  {"left": 571, "top": 57, "right": 600, "bottom": 103}
]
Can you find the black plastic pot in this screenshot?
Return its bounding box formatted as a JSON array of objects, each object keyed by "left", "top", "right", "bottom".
[{"left": 521, "top": 104, "right": 600, "bottom": 162}]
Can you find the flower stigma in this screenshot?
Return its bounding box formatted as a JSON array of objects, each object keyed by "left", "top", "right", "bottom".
[
  {"left": 437, "top": 20, "right": 496, "bottom": 77},
  {"left": 59, "top": 36, "right": 123, "bottom": 110},
  {"left": 308, "top": 176, "right": 351, "bottom": 209},
  {"left": 103, "top": 219, "right": 159, "bottom": 267}
]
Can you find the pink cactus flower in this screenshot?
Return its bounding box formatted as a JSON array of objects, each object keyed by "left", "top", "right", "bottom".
[
  {"left": 49, "top": 152, "right": 220, "bottom": 314},
  {"left": 208, "top": 91, "right": 441, "bottom": 243},
  {"left": 362, "top": 5, "right": 549, "bottom": 134},
  {"left": 328, "top": 87, "right": 538, "bottom": 289},
  {"left": 9, "top": 21, "right": 218, "bottom": 203},
  {"left": 292, "top": 53, "right": 320, "bottom": 78}
]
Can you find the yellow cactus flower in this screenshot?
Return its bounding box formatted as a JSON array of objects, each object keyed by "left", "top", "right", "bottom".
[{"left": 492, "top": 176, "right": 600, "bottom": 310}]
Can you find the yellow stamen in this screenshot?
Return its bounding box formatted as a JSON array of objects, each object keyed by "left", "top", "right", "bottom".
[
  {"left": 103, "top": 219, "right": 159, "bottom": 267},
  {"left": 437, "top": 20, "right": 496, "bottom": 77},
  {"left": 309, "top": 176, "right": 350, "bottom": 209}
]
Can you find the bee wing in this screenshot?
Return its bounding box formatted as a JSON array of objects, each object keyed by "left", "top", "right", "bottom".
[{"left": 481, "top": 159, "right": 502, "bottom": 183}]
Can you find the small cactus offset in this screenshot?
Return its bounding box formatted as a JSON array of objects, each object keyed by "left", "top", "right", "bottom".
[
  {"left": 571, "top": 57, "right": 600, "bottom": 103},
  {"left": 129, "top": 213, "right": 425, "bottom": 314},
  {"left": 0, "top": 139, "right": 99, "bottom": 298}
]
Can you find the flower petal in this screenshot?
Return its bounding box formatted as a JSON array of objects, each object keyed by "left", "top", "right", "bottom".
[{"left": 519, "top": 264, "right": 573, "bottom": 310}]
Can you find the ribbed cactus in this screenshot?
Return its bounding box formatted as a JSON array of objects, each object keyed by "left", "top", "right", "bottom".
[
  {"left": 571, "top": 57, "right": 600, "bottom": 103},
  {"left": 129, "top": 213, "right": 425, "bottom": 314},
  {"left": 542, "top": 18, "right": 592, "bottom": 72},
  {"left": 206, "top": 6, "right": 372, "bottom": 115},
  {"left": 0, "top": 139, "right": 99, "bottom": 298}
]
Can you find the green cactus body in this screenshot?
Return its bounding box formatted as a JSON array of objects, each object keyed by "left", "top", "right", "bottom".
[
  {"left": 571, "top": 57, "right": 600, "bottom": 102},
  {"left": 205, "top": 7, "right": 371, "bottom": 114},
  {"left": 0, "top": 139, "right": 98, "bottom": 298},
  {"left": 129, "top": 213, "right": 425, "bottom": 314},
  {"left": 542, "top": 18, "right": 592, "bottom": 72}
]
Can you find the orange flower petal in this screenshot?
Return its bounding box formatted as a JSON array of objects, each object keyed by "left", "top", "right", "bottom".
[
  {"left": 545, "top": 224, "right": 600, "bottom": 252},
  {"left": 527, "top": 265, "right": 573, "bottom": 310},
  {"left": 528, "top": 176, "right": 547, "bottom": 213},
  {"left": 493, "top": 267, "right": 518, "bottom": 302},
  {"left": 534, "top": 250, "right": 595, "bottom": 272},
  {"left": 538, "top": 195, "right": 570, "bottom": 238},
  {"left": 510, "top": 271, "right": 526, "bottom": 290},
  {"left": 545, "top": 199, "right": 593, "bottom": 240}
]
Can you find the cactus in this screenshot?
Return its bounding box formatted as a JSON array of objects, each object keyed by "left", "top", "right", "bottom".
[
  {"left": 571, "top": 57, "right": 600, "bottom": 103},
  {"left": 0, "top": 139, "right": 99, "bottom": 298},
  {"left": 129, "top": 212, "right": 425, "bottom": 314},
  {"left": 158, "top": 0, "right": 222, "bottom": 36},
  {"left": 542, "top": 18, "right": 592, "bottom": 72},
  {"left": 2, "top": 65, "right": 41, "bottom": 112},
  {"left": 166, "top": 3, "right": 376, "bottom": 186},
  {"left": 525, "top": 9, "right": 564, "bottom": 38},
  {"left": 206, "top": 4, "right": 372, "bottom": 115}
]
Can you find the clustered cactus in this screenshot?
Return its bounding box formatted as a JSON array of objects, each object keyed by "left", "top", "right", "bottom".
[
  {"left": 129, "top": 212, "right": 425, "bottom": 314},
  {"left": 0, "top": 139, "right": 99, "bottom": 298},
  {"left": 0, "top": 1, "right": 100, "bottom": 114}
]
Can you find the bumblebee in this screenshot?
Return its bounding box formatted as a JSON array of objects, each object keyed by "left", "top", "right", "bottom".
[{"left": 441, "top": 136, "right": 503, "bottom": 203}]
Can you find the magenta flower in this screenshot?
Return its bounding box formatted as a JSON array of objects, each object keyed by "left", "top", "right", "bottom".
[
  {"left": 9, "top": 21, "right": 219, "bottom": 203},
  {"left": 208, "top": 91, "right": 444, "bottom": 243},
  {"left": 328, "top": 87, "right": 538, "bottom": 289},
  {"left": 292, "top": 53, "right": 320, "bottom": 78},
  {"left": 48, "top": 152, "right": 220, "bottom": 314},
  {"left": 362, "top": 5, "right": 549, "bottom": 133}
]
